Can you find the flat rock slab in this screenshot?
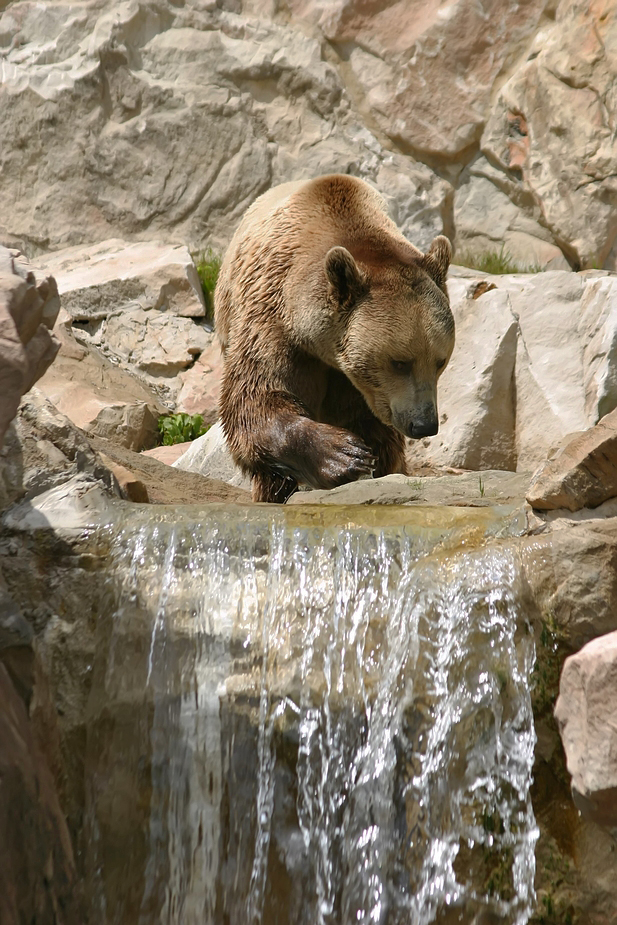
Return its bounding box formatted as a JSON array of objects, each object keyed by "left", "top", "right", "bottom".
[
  {"left": 89, "top": 436, "right": 250, "bottom": 505},
  {"left": 527, "top": 407, "right": 617, "bottom": 511},
  {"left": 555, "top": 630, "right": 617, "bottom": 827},
  {"left": 32, "top": 240, "right": 206, "bottom": 319},
  {"left": 288, "top": 470, "right": 531, "bottom": 507}
]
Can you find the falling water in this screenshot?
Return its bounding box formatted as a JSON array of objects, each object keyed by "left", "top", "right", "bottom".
[{"left": 85, "top": 502, "right": 538, "bottom": 925}]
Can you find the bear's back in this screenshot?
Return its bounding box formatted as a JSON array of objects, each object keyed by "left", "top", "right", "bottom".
[{"left": 214, "top": 174, "right": 423, "bottom": 350}]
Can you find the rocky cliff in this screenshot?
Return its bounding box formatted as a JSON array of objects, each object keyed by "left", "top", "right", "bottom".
[{"left": 1, "top": 0, "right": 616, "bottom": 270}]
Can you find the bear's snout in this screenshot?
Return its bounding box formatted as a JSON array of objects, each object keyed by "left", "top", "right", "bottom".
[{"left": 393, "top": 404, "right": 439, "bottom": 439}]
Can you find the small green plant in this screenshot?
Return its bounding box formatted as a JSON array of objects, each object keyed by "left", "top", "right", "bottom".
[
  {"left": 478, "top": 475, "right": 485, "bottom": 498},
  {"left": 158, "top": 413, "right": 209, "bottom": 446},
  {"left": 456, "top": 245, "right": 543, "bottom": 275},
  {"left": 531, "top": 613, "right": 569, "bottom": 716},
  {"left": 193, "top": 247, "right": 222, "bottom": 323}
]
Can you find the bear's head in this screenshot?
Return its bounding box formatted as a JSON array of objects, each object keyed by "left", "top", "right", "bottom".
[{"left": 325, "top": 236, "right": 454, "bottom": 439}]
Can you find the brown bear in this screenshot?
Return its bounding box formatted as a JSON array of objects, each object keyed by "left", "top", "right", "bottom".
[{"left": 215, "top": 174, "right": 454, "bottom": 503}]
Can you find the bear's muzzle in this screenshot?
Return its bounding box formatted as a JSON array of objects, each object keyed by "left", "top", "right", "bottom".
[{"left": 392, "top": 404, "right": 439, "bottom": 439}]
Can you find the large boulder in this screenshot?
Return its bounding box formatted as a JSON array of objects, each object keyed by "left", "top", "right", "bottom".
[
  {"left": 527, "top": 408, "right": 617, "bottom": 512},
  {"left": 172, "top": 420, "right": 251, "bottom": 490},
  {"left": 37, "top": 323, "right": 167, "bottom": 451},
  {"left": 408, "top": 281, "right": 518, "bottom": 472},
  {"left": 409, "top": 269, "right": 617, "bottom": 474},
  {"left": 31, "top": 240, "right": 207, "bottom": 319},
  {"left": 554, "top": 631, "right": 617, "bottom": 827}
]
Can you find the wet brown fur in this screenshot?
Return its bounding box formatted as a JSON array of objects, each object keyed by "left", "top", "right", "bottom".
[{"left": 215, "top": 174, "right": 454, "bottom": 503}]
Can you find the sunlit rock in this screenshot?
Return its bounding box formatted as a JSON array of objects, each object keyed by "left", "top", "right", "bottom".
[
  {"left": 482, "top": 1, "right": 617, "bottom": 269},
  {"left": 527, "top": 408, "right": 617, "bottom": 512},
  {"left": 555, "top": 631, "right": 617, "bottom": 827},
  {"left": 0, "top": 0, "right": 448, "bottom": 254},
  {"left": 408, "top": 284, "right": 518, "bottom": 472},
  {"left": 173, "top": 419, "right": 251, "bottom": 490},
  {"left": 290, "top": 469, "right": 530, "bottom": 510},
  {"left": 409, "top": 271, "right": 617, "bottom": 474}
]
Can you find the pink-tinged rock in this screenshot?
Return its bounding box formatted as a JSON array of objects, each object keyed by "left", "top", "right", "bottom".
[
  {"left": 37, "top": 326, "right": 167, "bottom": 452},
  {"left": 32, "top": 239, "right": 207, "bottom": 319},
  {"left": 286, "top": 0, "right": 547, "bottom": 160},
  {"left": 98, "top": 453, "right": 150, "bottom": 502},
  {"left": 0, "top": 247, "right": 60, "bottom": 449},
  {"left": 555, "top": 631, "right": 617, "bottom": 827},
  {"left": 482, "top": 0, "right": 617, "bottom": 269},
  {"left": 142, "top": 442, "right": 192, "bottom": 466},
  {"left": 527, "top": 408, "right": 617, "bottom": 511},
  {"left": 175, "top": 337, "right": 223, "bottom": 422}
]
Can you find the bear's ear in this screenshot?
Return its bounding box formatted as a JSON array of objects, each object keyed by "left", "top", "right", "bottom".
[
  {"left": 325, "top": 246, "right": 366, "bottom": 308},
  {"left": 421, "top": 235, "right": 452, "bottom": 288}
]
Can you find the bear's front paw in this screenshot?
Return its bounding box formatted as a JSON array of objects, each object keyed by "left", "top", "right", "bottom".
[{"left": 313, "top": 429, "right": 377, "bottom": 489}]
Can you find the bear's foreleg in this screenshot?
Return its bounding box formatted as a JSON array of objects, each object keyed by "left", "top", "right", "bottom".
[
  {"left": 251, "top": 471, "right": 299, "bottom": 504},
  {"left": 361, "top": 421, "right": 407, "bottom": 478},
  {"left": 222, "top": 392, "right": 377, "bottom": 503},
  {"left": 320, "top": 372, "right": 407, "bottom": 478}
]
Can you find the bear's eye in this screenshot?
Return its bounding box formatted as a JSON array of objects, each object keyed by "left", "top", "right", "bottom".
[
  {"left": 436, "top": 358, "right": 447, "bottom": 371},
  {"left": 391, "top": 359, "right": 413, "bottom": 374}
]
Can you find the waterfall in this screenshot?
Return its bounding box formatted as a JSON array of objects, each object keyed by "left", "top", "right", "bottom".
[{"left": 85, "top": 502, "right": 538, "bottom": 925}]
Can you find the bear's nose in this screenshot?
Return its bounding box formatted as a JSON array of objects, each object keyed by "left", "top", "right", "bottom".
[
  {"left": 392, "top": 404, "right": 438, "bottom": 439},
  {"left": 410, "top": 418, "right": 438, "bottom": 438}
]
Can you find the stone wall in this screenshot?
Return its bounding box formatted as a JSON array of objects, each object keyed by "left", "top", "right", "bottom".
[{"left": 1, "top": 0, "right": 616, "bottom": 270}]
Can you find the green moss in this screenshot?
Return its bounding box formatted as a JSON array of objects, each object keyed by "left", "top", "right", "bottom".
[
  {"left": 531, "top": 613, "right": 570, "bottom": 717},
  {"left": 456, "top": 245, "right": 544, "bottom": 275},
  {"left": 157, "top": 413, "right": 209, "bottom": 446},
  {"left": 193, "top": 247, "right": 222, "bottom": 323}
]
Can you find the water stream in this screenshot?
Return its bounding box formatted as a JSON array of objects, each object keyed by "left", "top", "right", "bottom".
[{"left": 85, "top": 502, "right": 538, "bottom": 925}]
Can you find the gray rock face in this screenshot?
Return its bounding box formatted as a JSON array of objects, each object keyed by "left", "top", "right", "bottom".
[
  {"left": 555, "top": 631, "right": 617, "bottom": 827},
  {"left": 0, "top": 387, "right": 117, "bottom": 511},
  {"left": 2, "top": 0, "right": 613, "bottom": 269},
  {"left": 453, "top": 159, "right": 568, "bottom": 271},
  {"left": 0, "top": 0, "right": 449, "bottom": 256}
]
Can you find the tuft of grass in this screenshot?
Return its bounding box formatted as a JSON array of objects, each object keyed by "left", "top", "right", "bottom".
[
  {"left": 456, "top": 245, "right": 543, "bottom": 275},
  {"left": 193, "top": 247, "right": 222, "bottom": 323},
  {"left": 158, "top": 413, "right": 209, "bottom": 446}
]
